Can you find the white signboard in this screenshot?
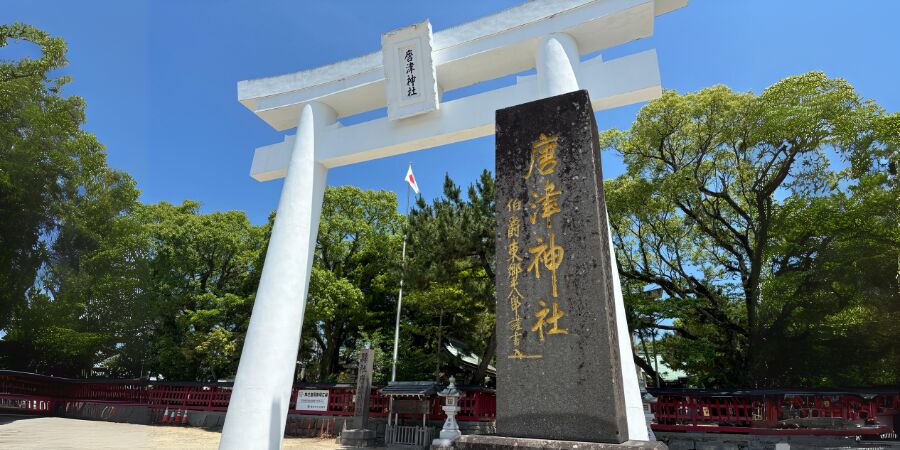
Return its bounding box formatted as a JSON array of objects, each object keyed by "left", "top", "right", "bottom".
[
  {"left": 295, "top": 390, "right": 330, "bottom": 412},
  {"left": 382, "top": 20, "right": 438, "bottom": 121}
]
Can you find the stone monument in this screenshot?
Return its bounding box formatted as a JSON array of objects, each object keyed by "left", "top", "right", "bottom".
[
  {"left": 456, "top": 90, "right": 665, "bottom": 450},
  {"left": 339, "top": 349, "right": 377, "bottom": 447}
]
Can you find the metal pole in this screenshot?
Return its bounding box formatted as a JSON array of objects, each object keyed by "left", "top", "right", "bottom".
[{"left": 391, "top": 166, "right": 412, "bottom": 382}]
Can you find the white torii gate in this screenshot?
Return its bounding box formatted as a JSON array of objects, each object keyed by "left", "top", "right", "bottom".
[{"left": 220, "top": 1, "right": 686, "bottom": 448}]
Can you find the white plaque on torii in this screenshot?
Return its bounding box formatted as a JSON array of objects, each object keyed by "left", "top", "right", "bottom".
[
  {"left": 220, "top": 1, "right": 688, "bottom": 449},
  {"left": 382, "top": 20, "right": 439, "bottom": 120}
]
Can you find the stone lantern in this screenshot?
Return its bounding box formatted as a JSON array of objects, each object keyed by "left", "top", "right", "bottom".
[{"left": 431, "top": 376, "right": 464, "bottom": 448}]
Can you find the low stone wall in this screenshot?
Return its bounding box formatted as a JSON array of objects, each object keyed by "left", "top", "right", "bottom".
[
  {"left": 59, "top": 401, "right": 151, "bottom": 425},
  {"left": 283, "top": 415, "right": 494, "bottom": 438},
  {"left": 54, "top": 401, "right": 495, "bottom": 440},
  {"left": 168, "top": 409, "right": 227, "bottom": 428},
  {"left": 657, "top": 431, "right": 899, "bottom": 450}
]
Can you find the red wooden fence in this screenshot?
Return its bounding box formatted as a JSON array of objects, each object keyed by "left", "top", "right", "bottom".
[
  {"left": 3, "top": 370, "right": 896, "bottom": 438},
  {"left": 0, "top": 370, "right": 496, "bottom": 421},
  {"left": 650, "top": 388, "right": 900, "bottom": 437}
]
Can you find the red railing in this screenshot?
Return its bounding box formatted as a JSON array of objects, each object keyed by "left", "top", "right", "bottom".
[
  {"left": 650, "top": 389, "right": 899, "bottom": 437},
  {"left": 7, "top": 370, "right": 894, "bottom": 438},
  {"left": 0, "top": 370, "right": 496, "bottom": 421}
]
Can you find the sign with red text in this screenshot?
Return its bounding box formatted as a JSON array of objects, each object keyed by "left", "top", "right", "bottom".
[{"left": 295, "top": 390, "right": 330, "bottom": 412}]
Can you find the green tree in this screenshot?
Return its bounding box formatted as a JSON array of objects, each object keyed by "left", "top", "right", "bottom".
[
  {"left": 138, "top": 201, "right": 263, "bottom": 381},
  {"left": 300, "top": 186, "right": 403, "bottom": 381},
  {"left": 603, "top": 72, "right": 898, "bottom": 386},
  {"left": 1, "top": 23, "right": 143, "bottom": 376},
  {"left": 407, "top": 171, "right": 496, "bottom": 384},
  {"left": 758, "top": 156, "right": 898, "bottom": 386}
]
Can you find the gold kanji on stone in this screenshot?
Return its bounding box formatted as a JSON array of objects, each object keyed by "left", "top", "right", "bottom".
[
  {"left": 506, "top": 215, "right": 541, "bottom": 360},
  {"left": 531, "top": 300, "right": 568, "bottom": 342},
  {"left": 527, "top": 232, "right": 564, "bottom": 298},
  {"left": 507, "top": 241, "right": 523, "bottom": 287},
  {"left": 524, "top": 133, "right": 559, "bottom": 180},
  {"left": 531, "top": 178, "right": 561, "bottom": 222},
  {"left": 507, "top": 215, "right": 521, "bottom": 239}
]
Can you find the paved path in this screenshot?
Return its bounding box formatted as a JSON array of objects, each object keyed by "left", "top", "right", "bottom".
[{"left": 0, "top": 414, "right": 382, "bottom": 450}]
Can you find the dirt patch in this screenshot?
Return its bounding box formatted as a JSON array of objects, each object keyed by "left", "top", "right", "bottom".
[{"left": 0, "top": 414, "right": 379, "bottom": 449}]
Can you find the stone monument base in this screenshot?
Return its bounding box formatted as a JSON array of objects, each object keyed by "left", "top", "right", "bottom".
[
  {"left": 455, "top": 435, "right": 667, "bottom": 450},
  {"left": 337, "top": 429, "right": 378, "bottom": 447}
]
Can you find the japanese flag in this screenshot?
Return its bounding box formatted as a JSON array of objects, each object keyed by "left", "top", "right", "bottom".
[{"left": 405, "top": 164, "right": 420, "bottom": 195}]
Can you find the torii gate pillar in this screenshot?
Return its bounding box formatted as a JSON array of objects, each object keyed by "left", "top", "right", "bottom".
[
  {"left": 537, "top": 33, "right": 581, "bottom": 98},
  {"left": 219, "top": 102, "right": 334, "bottom": 450}
]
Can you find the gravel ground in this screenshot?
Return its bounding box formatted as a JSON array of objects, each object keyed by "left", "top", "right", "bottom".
[{"left": 0, "top": 414, "right": 377, "bottom": 450}]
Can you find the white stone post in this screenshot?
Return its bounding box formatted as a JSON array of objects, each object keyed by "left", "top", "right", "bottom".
[
  {"left": 535, "top": 33, "right": 649, "bottom": 441},
  {"left": 609, "top": 223, "right": 650, "bottom": 441},
  {"left": 219, "top": 102, "right": 335, "bottom": 450},
  {"left": 536, "top": 33, "right": 580, "bottom": 98}
]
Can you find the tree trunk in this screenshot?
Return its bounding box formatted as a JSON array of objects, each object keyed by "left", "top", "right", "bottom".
[
  {"left": 434, "top": 309, "right": 443, "bottom": 381},
  {"left": 637, "top": 328, "right": 655, "bottom": 386},
  {"left": 650, "top": 329, "right": 661, "bottom": 387},
  {"left": 745, "top": 206, "right": 768, "bottom": 386},
  {"left": 632, "top": 350, "right": 659, "bottom": 385},
  {"left": 469, "top": 329, "right": 495, "bottom": 385},
  {"left": 317, "top": 323, "right": 345, "bottom": 380}
]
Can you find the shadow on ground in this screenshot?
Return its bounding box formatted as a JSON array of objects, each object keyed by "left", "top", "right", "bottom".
[{"left": 0, "top": 413, "right": 42, "bottom": 426}]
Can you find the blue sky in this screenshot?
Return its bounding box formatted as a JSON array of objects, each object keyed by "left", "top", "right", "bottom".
[{"left": 3, "top": 0, "right": 899, "bottom": 225}]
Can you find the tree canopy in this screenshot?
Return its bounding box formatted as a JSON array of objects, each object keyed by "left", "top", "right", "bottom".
[
  {"left": 1, "top": 23, "right": 142, "bottom": 375},
  {"left": 602, "top": 72, "right": 898, "bottom": 387},
  {"left": 406, "top": 171, "right": 497, "bottom": 384},
  {"left": 299, "top": 186, "right": 403, "bottom": 382}
]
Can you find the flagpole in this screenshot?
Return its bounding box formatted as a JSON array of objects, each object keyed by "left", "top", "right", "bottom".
[{"left": 391, "top": 165, "right": 412, "bottom": 382}]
